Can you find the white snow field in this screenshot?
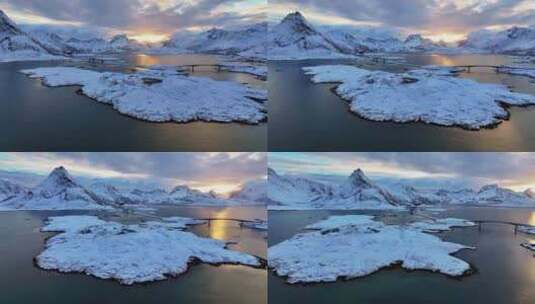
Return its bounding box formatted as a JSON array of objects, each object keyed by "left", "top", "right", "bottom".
[
  {"left": 269, "top": 215, "right": 474, "bottom": 284},
  {"left": 20, "top": 67, "right": 267, "bottom": 124},
  {"left": 220, "top": 63, "right": 267, "bottom": 79},
  {"left": 37, "top": 215, "right": 262, "bottom": 285},
  {"left": 240, "top": 219, "right": 268, "bottom": 231},
  {"left": 302, "top": 65, "right": 535, "bottom": 129},
  {"left": 408, "top": 218, "right": 477, "bottom": 233},
  {"left": 518, "top": 225, "right": 535, "bottom": 235}
]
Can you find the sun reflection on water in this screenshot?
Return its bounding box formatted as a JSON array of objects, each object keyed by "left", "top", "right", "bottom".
[
  {"left": 208, "top": 208, "right": 231, "bottom": 240},
  {"left": 528, "top": 212, "right": 535, "bottom": 226}
]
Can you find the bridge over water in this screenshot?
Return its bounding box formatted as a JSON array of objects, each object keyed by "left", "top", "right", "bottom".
[{"left": 473, "top": 220, "right": 535, "bottom": 234}]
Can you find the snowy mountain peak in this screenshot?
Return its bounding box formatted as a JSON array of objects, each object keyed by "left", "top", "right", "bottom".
[
  {"left": 280, "top": 12, "right": 311, "bottom": 28},
  {"left": 35, "top": 166, "right": 79, "bottom": 196},
  {"left": 170, "top": 185, "right": 194, "bottom": 194},
  {"left": 507, "top": 26, "right": 530, "bottom": 39},
  {"left": 110, "top": 34, "right": 129, "bottom": 46},
  {"left": 461, "top": 25, "right": 535, "bottom": 54},
  {"left": 230, "top": 180, "right": 267, "bottom": 203},
  {"left": 0, "top": 9, "right": 22, "bottom": 36},
  {"left": 43, "top": 166, "right": 76, "bottom": 185},
  {"left": 479, "top": 184, "right": 500, "bottom": 192},
  {"left": 346, "top": 169, "right": 373, "bottom": 189},
  {"left": 276, "top": 11, "right": 321, "bottom": 38}
]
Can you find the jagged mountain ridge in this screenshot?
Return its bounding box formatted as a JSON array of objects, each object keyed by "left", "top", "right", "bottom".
[
  {"left": 162, "top": 22, "right": 267, "bottom": 58},
  {"left": 268, "top": 12, "right": 349, "bottom": 58},
  {"left": 460, "top": 26, "right": 535, "bottom": 55},
  {"left": 0, "top": 9, "right": 57, "bottom": 56},
  {"left": 0, "top": 179, "right": 28, "bottom": 201},
  {"left": 0, "top": 167, "right": 256, "bottom": 210},
  {"left": 0, "top": 166, "right": 111, "bottom": 210},
  {"left": 229, "top": 180, "right": 268, "bottom": 203},
  {"left": 268, "top": 12, "right": 450, "bottom": 59},
  {"left": 268, "top": 167, "right": 535, "bottom": 209}
]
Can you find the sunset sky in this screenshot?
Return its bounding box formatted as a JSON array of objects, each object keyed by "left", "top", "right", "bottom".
[
  {"left": 269, "top": 152, "right": 535, "bottom": 191},
  {"left": 270, "top": 0, "right": 535, "bottom": 42},
  {"left": 0, "top": 152, "right": 267, "bottom": 194},
  {"left": 0, "top": 0, "right": 267, "bottom": 42}
]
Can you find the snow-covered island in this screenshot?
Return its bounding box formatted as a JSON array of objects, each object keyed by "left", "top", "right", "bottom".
[
  {"left": 268, "top": 215, "right": 475, "bottom": 284},
  {"left": 0, "top": 166, "right": 267, "bottom": 211},
  {"left": 21, "top": 67, "right": 267, "bottom": 124},
  {"left": 268, "top": 167, "right": 535, "bottom": 210},
  {"left": 37, "top": 215, "right": 264, "bottom": 285},
  {"left": 302, "top": 65, "right": 535, "bottom": 129}
]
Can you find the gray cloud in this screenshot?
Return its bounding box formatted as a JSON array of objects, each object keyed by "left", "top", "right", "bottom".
[
  {"left": 0, "top": 0, "right": 265, "bottom": 33},
  {"left": 269, "top": 152, "right": 535, "bottom": 189},
  {"left": 271, "top": 0, "right": 535, "bottom": 34},
  {"left": 3, "top": 152, "right": 267, "bottom": 189}
]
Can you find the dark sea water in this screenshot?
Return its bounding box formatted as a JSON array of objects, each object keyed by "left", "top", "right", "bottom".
[
  {"left": 0, "top": 206, "right": 266, "bottom": 304},
  {"left": 268, "top": 207, "right": 535, "bottom": 304},
  {"left": 0, "top": 54, "right": 266, "bottom": 151},
  {"left": 269, "top": 54, "right": 535, "bottom": 151}
]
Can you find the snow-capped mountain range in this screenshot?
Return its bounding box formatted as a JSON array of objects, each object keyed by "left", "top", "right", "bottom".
[
  {"left": 268, "top": 12, "right": 451, "bottom": 59},
  {"left": 268, "top": 167, "right": 399, "bottom": 209},
  {"left": 0, "top": 167, "right": 112, "bottom": 210},
  {"left": 0, "top": 9, "right": 145, "bottom": 60},
  {"left": 0, "top": 9, "right": 60, "bottom": 60},
  {"left": 0, "top": 167, "right": 265, "bottom": 211},
  {"left": 0, "top": 178, "right": 28, "bottom": 201},
  {"left": 161, "top": 22, "right": 267, "bottom": 59},
  {"left": 2, "top": 7, "right": 535, "bottom": 62},
  {"left": 460, "top": 26, "right": 535, "bottom": 55},
  {"left": 229, "top": 179, "right": 268, "bottom": 203},
  {"left": 268, "top": 168, "right": 535, "bottom": 210}
]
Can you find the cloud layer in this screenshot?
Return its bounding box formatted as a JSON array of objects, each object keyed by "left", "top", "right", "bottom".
[
  {"left": 0, "top": 0, "right": 266, "bottom": 35},
  {"left": 0, "top": 152, "right": 267, "bottom": 192},
  {"left": 270, "top": 0, "right": 535, "bottom": 39}
]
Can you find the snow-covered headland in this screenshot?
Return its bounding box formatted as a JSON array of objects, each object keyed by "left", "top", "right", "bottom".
[
  {"left": 268, "top": 215, "right": 475, "bottom": 284},
  {"left": 302, "top": 65, "right": 535, "bottom": 130},
  {"left": 268, "top": 168, "right": 535, "bottom": 210},
  {"left": 37, "top": 215, "right": 264, "bottom": 285},
  {"left": 20, "top": 66, "right": 267, "bottom": 124}
]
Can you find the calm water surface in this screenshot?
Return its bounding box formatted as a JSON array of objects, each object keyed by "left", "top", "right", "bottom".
[
  {"left": 0, "top": 54, "right": 266, "bottom": 151},
  {"left": 0, "top": 206, "right": 266, "bottom": 304},
  {"left": 268, "top": 207, "right": 535, "bottom": 304},
  {"left": 269, "top": 54, "right": 535, "bottom": 151}
]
